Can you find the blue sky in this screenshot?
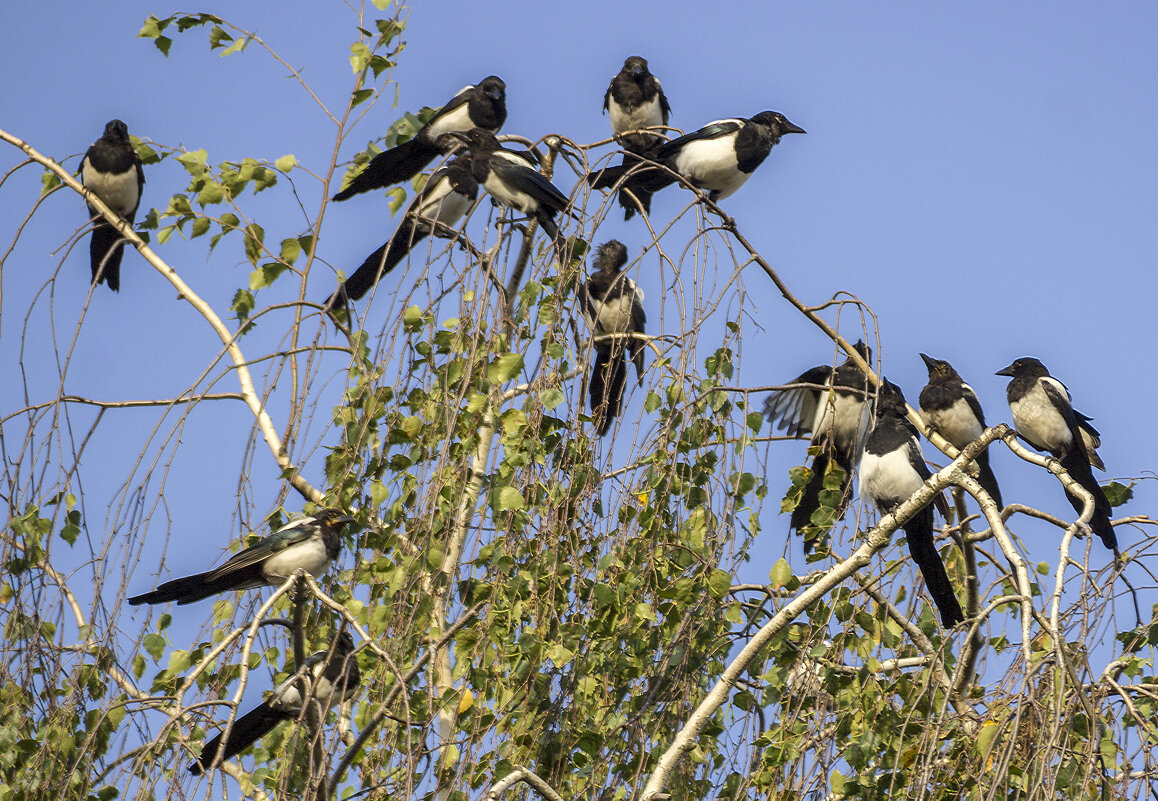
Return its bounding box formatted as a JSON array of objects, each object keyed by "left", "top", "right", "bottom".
[{"left": 3, "top": 0, "right": 1157, "bottom": 790}]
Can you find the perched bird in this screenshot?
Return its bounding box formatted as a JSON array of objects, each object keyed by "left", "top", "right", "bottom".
[
  {"left": 327, "top": 155, "right": 479, "bottom": 312},
  {"left": 128, "top": 509, "right": 354, "bottom": 606},
  {"left": 588, "top": 110, "right": 804, "bottom": 219},
  {"left": 447, "top": 128, "right": 570, "bottom": 241},
  {"left": 577, "top": 240, "right": 646, "bottom": 435},
  {"left": 80, "top": 119, "right": 145, "bottom": 292},
  {"left": 188, "top": 630, "right": 360, "bottom": 775},
  {"left": 763, "top": 341, "right": 873, "bottom": 540},
  {"left": 996, "top": 357, "right": 1116, "bottom": 550},
  {"left": 603, "top": 56, "right": 671, "bottom": 153},
  {"left": 860, "top": 380, "right": 964, "bottom": 627},
  {"left": 332, "top": 76, "right": 506, "bottom": 201},
  {"left": 918, "top": 353, "right": 1003, "bottom": 508}
]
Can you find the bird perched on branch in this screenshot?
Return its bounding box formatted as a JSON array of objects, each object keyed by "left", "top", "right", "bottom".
[
  {"left": 188, "top": 630, "right": 360, "bottom": 775},
  {"left": 80, "top": 119, "right": 144, "bottom": 292},
  {"left": 128, "top": 509, "right": 354, "bottom": 606},
  {"left": 332, "top": 76, "right": 506, "bottom": 201},
  {"left": 447, "top": 128, "right": 570, "bottom": 241},
  {"left": 918, "top": 353, "right": 1003, "bottom": 508},
  {"left": 578, "top": 240, "right": 646, "bottom": 435},
  {"left": 763, "top": 341, "right": 873, "bottom": 544},
  {"left": 996, "top": 357, "right": 1116, "bottom": 551},
  {"left": 326, "top": 155, "right": 479, "bottom": 312},
  {"left": 602, "top": 56, "right": 671, "bottom": 218},
  {"left": 860, "top": 379, "right": 963, "bottom": 627},
  {"left": 588, "top": 110, "right": 803, "bottom": 219}
]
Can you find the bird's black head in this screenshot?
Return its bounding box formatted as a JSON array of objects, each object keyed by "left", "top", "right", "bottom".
[
  {"left": 312, "top": 508, "right": 356, "bottom": 531},
  {"left": 920, "top": 353, "right": 961, "bottom": 382},
  {"left": 622, "top": 56, "right": 650, "bottom": 78},
  {"left": 852, "top": 339, "right": 872, "bottom": 363},
  {"left": 876, "top": 378, "right": 908, "bottom": 415},
  {"left": 751, "top": 111, "right": 806, "bottom": 136},
  {"left": 478, "top": 75, "right": 506, "bottom": 102},
  {"left": 102, "top": 119, "right": 130, "bottom": 142},
  {"left": 593, "top": 240, "right": 628, "bottom": 274},
  {"left": 996, "top": 357, "right": 1048, "bottom": 378},
  {"left": 447, "top": 128, "right": 498, "bottom": 150},
  {"left": 334, "top": 629, "right": 356, "bottom": 655}
]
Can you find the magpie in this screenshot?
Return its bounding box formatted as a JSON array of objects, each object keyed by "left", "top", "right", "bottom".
[
  {"left": 188, "top": 630, "right": 360, "bottom": 775},
  {"left": 80, "top": 119, "right": 144, "bottom": 292},
  {"left": 447, "top": 128, "right": 570, "bottom": 241},
  {"left": 918, "top": 353, "right": 1003, "bottom": 509},
  {"left": 332, "top": 76, "right": 506, "bottom": 201},
  {"left": 326, "top": 155, "right": 479, "bottom": 312},
  {"left": 588, "top": 110, "right": 804, "bottom": 219},
  {"left": 604, "top": 56, "right": 671, "bottom": 153},
  {"left": 860, "top": 379, "right": 964, "bottom": 628},
  {"left": 128, "top": 509, "right": 353, "bottom": 606},
  {"left": 577, "top": 240, "right": 646, "bottom": 435},
  {"left": 763, "top": 341, "right": 873, "bottom": 540},
  {"left": 996, "top": 357, "right": 1116, "bottom": 550}
]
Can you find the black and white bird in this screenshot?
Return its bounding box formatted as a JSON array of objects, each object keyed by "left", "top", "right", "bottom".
[
  {"left": 604, "top": 56, "right": 671, "bottom": 154},
  {"left": 447, "top": 128, "right": 570, "bottom": 241},
  {"left": 577, "top": 240, "right": 646, "bottom": 436},
  {"left": 600, "top": 56, "right": 672, "bottom": 219},
  {"left": 996, "top": 357, "right": 1116, "bottom": 551},
  {"left": 332, "top": 76, "right": 506, "bottom": 201},
  {"left": 918, "top": 354, "right": 1003, "bottom": 509},
  {"left": 188, "top": 630, "right": 360, "bottom": 775},
  {"left": 860, "top": 380, "right": 964, "bottom": 628},
  {"left": 326, "top": 155, "right": 479, "bottom": 312},
  {"left": 588, "top": 110, "right": 804, "bottom": 219},
  {"left": 763, "top": 341, "right": 873, "bottom": 540},
  {"left": 128, "top": 509, "right": 354, "bottom": 606},
  {"left": 80, "top": 119, "right": 145, "bottom": 292}
]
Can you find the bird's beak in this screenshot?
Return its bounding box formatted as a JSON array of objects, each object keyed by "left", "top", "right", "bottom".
[
  {"left": 919, "top": 353, "right": 937, "bottom": 370},
  {"left": 783, "top": 120, "right": 806, "bottom": 135},
  {"left": 334, "top": 514, "right": 356, "bottom": 527},
  {"left": 995, "top": 363, "right": 1016, "bottom": 377}
]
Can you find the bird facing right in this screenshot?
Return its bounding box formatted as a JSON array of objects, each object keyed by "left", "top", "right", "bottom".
[{"left": 996, "top": 357, "right": 1117, "bottom": 551}]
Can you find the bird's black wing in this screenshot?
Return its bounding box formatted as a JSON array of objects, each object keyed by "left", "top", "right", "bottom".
[
  {"left": 656, "top": 120, "right": 743, "bottom": 159},
  {"left": 188, "top": 702, "right": 287, "bottom": 775},
  {"left": 488, "top": 158, "right": 569, "bottom": 213},
  {"left": 763, "top": 365, "right": 833, "bottom": 439}
]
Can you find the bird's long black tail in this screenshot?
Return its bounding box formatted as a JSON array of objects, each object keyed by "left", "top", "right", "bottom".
[
  {"left": 590, "top": 347, "right": 628, "bottom": 436},
  {"left": 127, "top": 570, "right": 236, "bottom": 606},
  {"left": 90, "top": 222, "right": 125, "bottom": 292},
  {"left": 327, "top": 221, "right": 427, "bottom": 312},
  {"left": 975, "top": 450, "right": 1003, "bottom": 509},
  {"left": 587, "top": 156, "right": 661, "bottom": 221},
  {"left": 1059, "top": 447, "right": 1117, "bottom": 551},
  {"left": 902, "top": 510, "right": 964, "bottom": 627},
  {"left": 789, "top": 451, "right": 854, "bottom": 544},
  {"left": 332, "top": 139, "right": 438, "bottom": 201},
  {"left": 188, "top": 704, "right": 288, "bottom": 775}
]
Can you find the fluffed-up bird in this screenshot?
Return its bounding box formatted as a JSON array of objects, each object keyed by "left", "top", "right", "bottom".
[
  {"left": 577, "top": 240, "right": 646, "bottom": 435},
  {"left": 188, "top": 630, "right": 360, "bottom": 775},
  {"left": 332, "top": 76, "right": 506, "bottom": 201},
  {"left": 128, "top": 509, "right": 354, "bottom": 606},
  {"left": 447, "top": 128, "right": 570, "bottom": 242},
  {"left": 588, "top": 110, "right": 803, "bottom": 219},
  {"left": 918, "top": 353, "right": 1003, "bottom": 509},
  {"left": 860, "top": 380, "right": 964, "bottom": 628},
  {"left": 326, "top": 155, "right": 479, "bottom": 312},
  {"left": 763, "top": 341, "right": 873, "bottom": 543},
  {"left": 996, "top": 357, "right": 1116, "bottom": 551},
  {"left": 602, "top": 56, "right": 671, "bottom": 218},
  {"left": 80, "top": 119, "right": 145, "bottom": 292}
]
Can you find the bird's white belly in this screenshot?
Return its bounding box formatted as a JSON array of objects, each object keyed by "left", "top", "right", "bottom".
[
  {"left": 930, "top": 398, "right": 983, "bottom": 447},
  {"left": 82, "top": 163, "right": 139, "bottom": 215},
  {"left": 610, "top": 103, "right": 663, "bottom": 136},
  {"left": 1010, "top": 383, "right": 1072, "bottom": 454},
  {"left": 261, "top": 540, "right": 331, "bottom": 582},
  {"left": 675, "top": 138, "right": 746, "bottom": 197},
  {"left": 860, "top": 449, "right": 923, "bottom": 508}
]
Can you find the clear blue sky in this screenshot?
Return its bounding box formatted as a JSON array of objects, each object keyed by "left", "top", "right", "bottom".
[{"left": 2, "top": 0, "right": 1156, "bottom": 788}]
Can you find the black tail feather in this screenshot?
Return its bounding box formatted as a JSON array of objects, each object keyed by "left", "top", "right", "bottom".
[
  {"left": 332, "top": 139, "right": 438, "bottom": 201},
  {"left": 902, "top": 510, "right": 964, "bottom": 627},
  {"left": 90, "top": 222, "right": 124, "bottom": 292},
  {"left": 188, "top": 704, "right": 287, "bottom": 775},
  {"left": 789, "top": 451, "right": 855, "bottom": 541},
  {"left": 327, "top": 221, "right": 427, "bottom": 312},
  {"left": 127, "top": 566, "right": 257, "bottom": 606},
  {"left": 1059, "top": 447, "right": 1117, "bottom": 551},
  {"left": 590, "top": 348, "right": 628, "bottom": 436},
  {"left": 975, "top": 450, "right": 1003, "bottom": 509}
]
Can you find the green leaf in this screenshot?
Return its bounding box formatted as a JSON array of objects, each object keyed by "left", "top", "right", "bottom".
[
  {"left": 539, "top": 388, "right": 564, "bottom": 410},
  {"left": 769, "top": 558, "right": 793, "bottom": 588},
  {"left": 974, "top": 722, "right": 1000, "bottom": 759},
  {"left": 1103, "top": 480, "right": 1134, "bottom": 507},
  {"left": 143, "top": 633, "right": 166, "bottom": 661},
  {"left": 41, "top": 170, "right": 61, "bottom": 195},
  {"left": 219, "top": 36, "right": 247, "bottom": 56},
  {"left": 706, "top": 569, "right": 731, "bottom": 599},
  {"left": 243, "top": 223, "right": 265, "bottom": 265},
  {"left": 274, "top": 154, "right": 296, "bottom": 172},
  {"left": 491, "top": 486, "right": 525, "bottom": 512},
  {"left": 487, "top": 353, "right": 524, "bottom": 384}
]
